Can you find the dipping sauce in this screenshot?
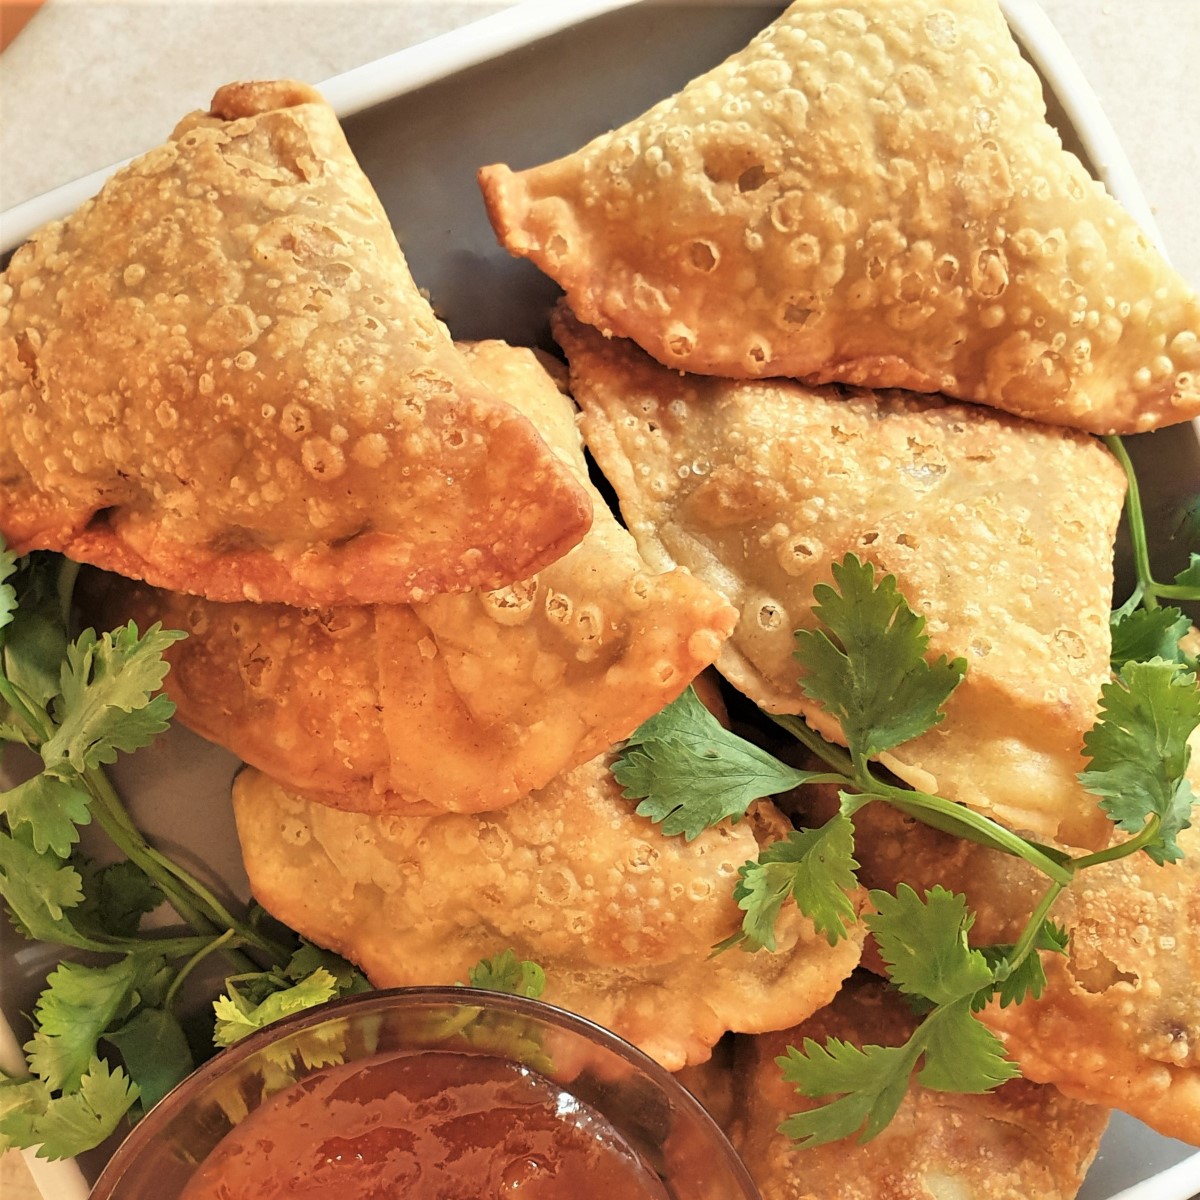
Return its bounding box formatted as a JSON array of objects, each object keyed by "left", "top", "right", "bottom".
[{"left": 178, "top": 1049, "right": 672, "bottom": 1199}]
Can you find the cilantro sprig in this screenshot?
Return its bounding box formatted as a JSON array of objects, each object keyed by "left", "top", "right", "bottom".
[
  {"left": 794, "top": 556, "right": 966, "bottom": 765},
  {"left": 779, "top": 886, "right": 1024, "bottom": 1146},
  {"left": 715, "top": 810, "right": 860, "bottom": 952},
  {"left": 613, "top": 686, "right": 834, "bottom": 839},
  {"left": 0, "top": 548, "right": 369, "bottom": 1160},
  {"left": 1105, "top": 434, "right": 1200, "bottom": 674},
  {"left": 614, "top": 462, "right": 1200, "bottom": 1147}
]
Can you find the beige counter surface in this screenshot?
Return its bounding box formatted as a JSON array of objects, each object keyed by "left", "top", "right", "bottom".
[{"left": 1, "top": 1, "right": 1198, "bottom": 1196}]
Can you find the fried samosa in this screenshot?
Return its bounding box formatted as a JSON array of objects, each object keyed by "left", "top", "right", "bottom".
[
  {"left": 557, "top": 309, "right": 1125, "bottom": 849},
  {"left": 89, "top": 340, "right": 735, "bottom": 814},
  {"left": 837, "top": 801, "right": 1200, "bottom": 1144},
  {"left": 481, "top": 0, "right": 1200, "bottom": 434},
  {"left": 231, "top": 758, "right": 866, "bottom": 1070},
  {"left": 0, "top": 80, "right": 591, "bottom": 606},
  {"left": 727, "top": 974, "right": 1109, "bottom": 1199}
]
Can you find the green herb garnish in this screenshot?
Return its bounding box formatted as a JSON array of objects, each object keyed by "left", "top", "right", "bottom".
[
  {"left": 0, "top": 549, "right": 369, "bottom": 1160},
  {"left": 615, "top": 436, "right": 1200, "bottom": 1147}
]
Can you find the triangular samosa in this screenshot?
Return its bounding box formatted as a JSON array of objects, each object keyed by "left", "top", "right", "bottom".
[
  {"left": 728, "top": 975, "right": 1109, "bottom": 1198},
  {"left": 232, "top": 757, "right": 866, "bottom": 1070},
  {"left": 556, "top": 307, "right": 1126, "bottom": 850},
  {"left": 88, "top": 340, "right": 736, "bottom": 814},
  {"left": 834, "top": 800, "right": 1200, "bottom": 1144},
  {"left": 0, "top": 80, "right": 590, "bottom": 605},
  {"left": 481, "top": 0, "right": 1200, "bottom": 434}
]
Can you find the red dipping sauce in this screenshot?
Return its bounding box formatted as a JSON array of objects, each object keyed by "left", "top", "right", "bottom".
[{"left": 178, "top": 1049, "right": 672, "bottom": 1199}]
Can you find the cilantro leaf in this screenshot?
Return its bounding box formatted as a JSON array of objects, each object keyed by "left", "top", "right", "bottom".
[
  {"left": 615, "top": 684, "right": 718, "bottom": 745},
  {"left": 866, "top": 885, "right": 993, "bottom": 1006},
  {"left": 286, "top": 941, "right": 370, "bottom": 994},
  {"left": 0, "top": 1058, "right": 137, "bottom": 1160},
  {"left": 915, "top": 997, "right": 1020, "bottom": 1092},
  {"left": 1110, "top": 606, "right": 1191, "bottom": 669},
  {"left": 0, "top": 829, "right": 87, "bottom": 943},
  {"left": 613, "top": 686, "right": 818, "bottom": 840},
  {"left": 1, "top": 774, "right": 92, "bottom": 857},
  {"left": 723, "top": 813, "right": 860, "bottom": 951},
  {"left": 75, "top": 860, "right": 165, "bottom": 939},
  {"left": 980, "top": 920, "right": 1069, "bottom": 1009},
  {"left": 794, "top": 555, "right": 966, "bottom": 762},
  {"left": 213, "top": 968, "right": 339, "bottom": 1048},
  {"left": 41, "top": 623, "right": 185, "bottom": 777},
  {"left": 1, "top": 552, "right": 73, "bottom": 716},
  {"left": 1176, "top": 553, "right": 1200, "bottom": 591},
  {"left": 777, "top": 991, "right": 1018, "bottom": 1148},
  {"left": 104, "top": 1008, "right": 194, "bottom": 1113},
  {"left": 0, "top": 544, "right": 16, "bottom": 635},
  {"left": 467, "top": 950, "right": 546, "bottom": 998},
  {"left": 777, "top": 1037, "right": 918, "bottom": 1146},
  {"left": 24, "top": 957, "right": 155, "bottom": 1092},
  {"left": 1080, "top": 659, "right": 1200, "bottom": 864},
  {"left": 0, "top": 1075, "right": 50, "bottom": 1151}
]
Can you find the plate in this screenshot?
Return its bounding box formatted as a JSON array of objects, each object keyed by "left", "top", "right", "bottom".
[{"left": 1, "top": 3, "right": 1198, "bottom": 1197}]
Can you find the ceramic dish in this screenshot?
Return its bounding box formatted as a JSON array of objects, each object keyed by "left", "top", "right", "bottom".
[{"left": 1, "top": 2, "right": 1198, "bottom": 1197}]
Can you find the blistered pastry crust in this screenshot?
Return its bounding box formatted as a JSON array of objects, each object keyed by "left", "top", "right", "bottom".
[
  {"left": 0, "top": 81, "right": 591, "bottom": 605},
  {"left": 91, "top": 341, "right": 736, "bottom": 814},
  {"left": 482, "top": 0, "right": 1200, "bottom": 433},
  {"left": 233, "top": 762, "right": 867, "bottom": 1071},
  {"left": 557, "top": 308, "right": 1125, "bottom": 849}
]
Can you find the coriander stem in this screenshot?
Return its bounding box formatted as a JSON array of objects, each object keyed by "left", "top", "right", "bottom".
[
  {"left": 55, "top": 558, "right": 81, "bottom": 628},
  {"left": 767, "top": 709, "right": 1075, "bottom": 886},
  {"left": 1148, "top": 581, "right": 1200, "bottom": 601},
  {"left": 83, "top": 767, "right": 290, "bottom": 965},
  {"left": 83, "top": 767, "right": 220, "bottom": 937},
  {"left": 863, "top": 776, "right": 1076, "bottom": 887},
  {"left": 999, "top": 881, "right": 1066, "bottom": 979},
  {"left": 1072, "top": 816, "right": 1162, "bottom": 870},
  {"left": 0, "top": 676, "right": 52, "bottom": 746},
  {"left": 165, "top": 929, "right": 237, "bottom": 1010},
  {"left": 768, "top": 712, "right": 856, "bottom": 775},
  {"left": 1104, "top": 435, "right": 1158, "bottom": 610},
  {"left": 112, "top": 934, "right": 217, "bottom": 958}
]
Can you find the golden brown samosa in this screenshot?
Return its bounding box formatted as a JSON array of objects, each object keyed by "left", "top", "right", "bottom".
[
  {"left": 556, "top": 308, "right": 1126, "bottom": 850},
  {"left": 0, "top": 80, "right": 590, "bottom": 606},
  {"left": 232, "top": 759, "right": 867, "bottom": 1071},
  {"left": 727, "top": 975, "right": 1109, "bottom": 1199},
  {"left": 481, "top": 0, "right": 1200, "bottom": 434},
  {"left": 837, "top": 801, "right": 1200, "bottom": 1145},
  {"left": 89, "top": 340, "right": 735, "bottom": 814}
]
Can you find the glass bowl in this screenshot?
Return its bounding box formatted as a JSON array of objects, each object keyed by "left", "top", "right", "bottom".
[{"left": 88, "top": 986, "right": 760, "bottom": 1199}]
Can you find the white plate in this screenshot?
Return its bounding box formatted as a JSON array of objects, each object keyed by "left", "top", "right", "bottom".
[{"left": 1, "top": 3, "right": 1198, "bottom": 1197}]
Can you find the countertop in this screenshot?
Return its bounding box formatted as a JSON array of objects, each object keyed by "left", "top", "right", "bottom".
[{"left": 1, "top": 0, "right": 1198, "bottom": 1195}]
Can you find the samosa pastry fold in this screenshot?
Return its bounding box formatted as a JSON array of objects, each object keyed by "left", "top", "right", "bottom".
[
  {"left": 0, "top": 80, "right": 590, "bottom": 606},
  {"left": 90, "top": 340, "right": 736, "bottom": 814},
  {"left": 481, "top": 0, "right": 1200, "bottom": 433},
  {"left": 231, "top": 758, "right": 867, "bottom": 1071},
  {"left": 837, "top": 800, "right": 1200, "bottom": 1145},
  {"left": 727, "top": 975, "right": 1108, "bottom": 1200},
  {"left": 557, "top": 308, "right": 1126, "bottom": 850}
]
